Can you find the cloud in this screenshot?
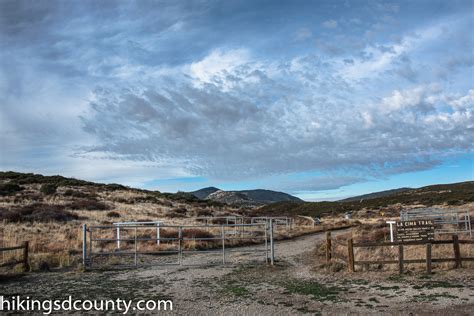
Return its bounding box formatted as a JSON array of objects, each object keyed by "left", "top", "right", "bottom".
[
  {"left": 80, "top": 52, "right": 474, "bottom": 183},
  {"left": 322, "top": 19, "right": 338, "bottom": 28},
  {"left": 188, "top": 48, "right": 251, "bottom": 89},
  {"left": 294, "top": 27, "right": 312, "bottom": 41},
  {"left": 1, "top": 1, "right": 473, "bottom": 194}
]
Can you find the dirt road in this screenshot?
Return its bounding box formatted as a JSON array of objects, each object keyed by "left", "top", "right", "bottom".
[{"left": 1, "top": 230, "right": 473, "bottom": 315}]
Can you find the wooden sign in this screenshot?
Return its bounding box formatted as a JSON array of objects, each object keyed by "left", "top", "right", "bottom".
[{"left": 396, "top": 220, "right": 434, "bottom": 242}]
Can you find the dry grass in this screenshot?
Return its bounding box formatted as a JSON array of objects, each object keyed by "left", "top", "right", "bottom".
[{"left": 1, "top": 184, "right": 325, "bottom": 270}]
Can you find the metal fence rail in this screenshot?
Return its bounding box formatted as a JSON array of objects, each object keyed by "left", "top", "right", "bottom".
[
  {"left": 82, "top": 222, "right": 275, "bottom": 269},
  {"left": 194, "top": 216, "right": 294, "bottom": 231}
]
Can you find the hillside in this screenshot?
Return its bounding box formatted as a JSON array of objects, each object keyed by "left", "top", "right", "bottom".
[
  {"left": 257, "top": 181, "right": 474, "bottom": 218},
  {"left": 191, "top": 187, "right": 302, "bottom": 207},
  {"left": 340, "top": 187, "right": 412, "bottom": 202},
  {"left": 190, "top": 187, "right": 220, "bottom": 199},
  {"left": 0, "top": 171, "right": 234, "bottom": 224}
]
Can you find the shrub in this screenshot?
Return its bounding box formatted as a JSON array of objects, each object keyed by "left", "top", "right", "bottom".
[
  {"left": 196, "top": 209, "right": 213, "bottom": 217},
  {"left": 133, "top": 195, "right": 160, "bottom": 203},
  {"left": 447, "top": 199, "right": 461, "bottom": 205},
  {"left": 66, "top": 199, "right": 110, "bottom": 211},
  {"left": 64, "top": 189, "right": 96, "bottom": 199},
  {"left": 165, "top": 210, "right": 186, "bottom": 218},
  {"left": 106, "top": 183, "right": 127, "bottom": 191},
  {"left": 159, "top": 228, "right": 213, "bottom": 239},
  {"left": 0, "top": 183, "right": 24, "bottom": 196},
  {"left": 157, "top": 200, "right": 173, "bottom": 207},
  {"left": 40, "top": 184, "right": 57, "bottom": 195},
  {"left": 106, "top": 211, "right": 121, "bottom": 218},
  {"left": 174, "top": 207, "right": 187, "bottom": 214},
  {"left": 182, "top": 228, "right": 213, "bottom": 239},
  {"left": 0, "top": 203, "right": 79, "bottom": 223}
]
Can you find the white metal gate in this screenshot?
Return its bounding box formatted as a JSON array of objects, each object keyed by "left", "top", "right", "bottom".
[{"left": 82, "top": 222, "right": 275, "bottom": 269}]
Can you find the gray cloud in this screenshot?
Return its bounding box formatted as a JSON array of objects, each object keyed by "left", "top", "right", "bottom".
[
  {"left": 80, "top": 55, "right": 474, "bottom": 182},
  {"left": 1, "top": 0, "right": 473, "bottom": 193}
]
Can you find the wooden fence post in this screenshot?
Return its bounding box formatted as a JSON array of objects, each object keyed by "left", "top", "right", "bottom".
[
  {"left": 326, "top": 231, "right": 332, "bottom": 263},
  {"left": 453, "top": 235, "right": 461, "bottom": 268},
  {"left": 22, "top": 241, "right": 29, "bottom": 272},
  {"left": 82, "top": 224, "right": 87, "bottom": 267},
  {"left": 347, "top": 238, "right": 355, "bottom": 272},
  {"left": 398, "top": 244, "right": 404, "bottom": 275},
  {"left": 426, "top": 243, "right": 432, "bottom": 274}
]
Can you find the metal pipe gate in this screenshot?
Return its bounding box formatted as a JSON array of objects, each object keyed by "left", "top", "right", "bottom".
[{"left": 82, "top": 222, "right": 275, "bottom": 269}]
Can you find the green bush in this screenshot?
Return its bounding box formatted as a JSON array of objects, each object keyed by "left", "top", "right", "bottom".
[
  {"left": 40, "top": 183, "right": 57, "bottom": 195},
  {"left": 66, "top": 199, "right": 110, "bottom": 211},
  {"left": 0, "top": 203, "right": 79, "bottom": 223},
  {"left": 0, "top": 183, "right": 24, "bottom": 196}
]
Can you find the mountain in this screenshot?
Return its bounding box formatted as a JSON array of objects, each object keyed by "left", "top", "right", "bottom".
[
  {"left": 190, "top": 187, "right": 220, "bottom": 200},
  {"left": 191, "top": 188, "right": 302, "bottom": 207},
  {"left": 340, "top": 187, "right": 412, "bottom": 202},
  {"left": 257, "top": 181, "right": 474, "bottom": 218}
]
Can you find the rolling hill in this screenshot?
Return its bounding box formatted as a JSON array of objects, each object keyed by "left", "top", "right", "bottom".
[
  {"left": 190, "top": 187, "right": 302, "bottom": 206},
  {"left": 340, "top": 187, "right": 412, "bottom": 202},
  {"left": 257, "top": 181, "right": 474, "bottom": 218}
]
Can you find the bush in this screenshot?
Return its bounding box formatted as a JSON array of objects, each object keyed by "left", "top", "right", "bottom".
[
  {"left": 174, "top": 207, "right": 187, "bottom": 214},
  {"left": 447, "top": 199, "right": 461, "bottom": 205},
  {"left": 159, "top": 228, "right": 213, "bottom": 239},
  {"left": 133, "top": 195, "right": 160, "bottom": 203},
  {"left": 0, "top": 183, "right": 24, "bottom": 196},
  {"left": 0, "top": 203, "right": 79, "bottom": 223},
  {"left": 196, "top": 209, "right": 213, "bottom": 217},
  {"left": 106, "top": 183, "right": 127, "bottom": 191},
  {"left": 66, "top": 199, "right": 110, "bottom": 211},
  {"left": 106, "top": 211, "right": 121, "bottom": 218},
  {"left": 183, "top": 228, "right": 214, "bottom": 239},
  {"left": 165, "top": 210, "right": 187, "bottom": 218},
  {"left": 40, "top": 184, "right": 57, "bottom": 195},
  {"left": 64, "top": 189, "right": 96, "bottom": 199}
]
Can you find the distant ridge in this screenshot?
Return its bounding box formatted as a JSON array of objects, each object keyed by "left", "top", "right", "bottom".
[
  {"left": 340, "top": 187, "right": 412, "bottom": 202},
  {"left": 191, "top": 187, "right": 220, "bottom": 200},
  {"left": 190, "top": 187, "right": 302, "bottom": 206},
  {"left": 257, "top": 181, "right": 474, "bottom": 218}
]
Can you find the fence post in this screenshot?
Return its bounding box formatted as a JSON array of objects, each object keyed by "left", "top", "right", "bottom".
[
  {"left": 178, "top": 227, "right": 183, "bottom": 265},
  {"left": 347, "top": 238, "right": 355, "bottom": 272},
  {"left": 134, "top": 227, "right": 138, "bottom": 267},
  {"left": 453, "top": 235, "right": 461, "bottom": 268},
  {"left": 156, "top": 223, "right": 160, "bottom": 246},
  {"left": 89, "top": 227, "right": 93, "bottom": 267},
  {"left": 264, "top": 222, "right": 268, "bottom": 263},
  {"left": 269, "top": 219, "right": 274, "bottom": 265},
  {"left": 398, "top": 244, "right": 404, "bottom": 274},
  {"left": 326, "top": 231, "right": 332, "bottom": 263},
  {"left": 22, "top": 241, "right": 29, "bottom": 272},
  {"left": 222, "top": 225, "right": 226, "bottom": 264},
  {"left": 116, "top": 226, "right": 121, "bottom": 249},
  {"left": 426, "top": 243, "right": 432, "bottom": 274},
  {"left": 82, "top": 224, "right": 87, "bottom": 267}
]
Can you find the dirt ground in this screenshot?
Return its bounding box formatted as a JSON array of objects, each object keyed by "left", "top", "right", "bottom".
[{"left": 1, "top": 231, "right": 473, "bottom": 315}]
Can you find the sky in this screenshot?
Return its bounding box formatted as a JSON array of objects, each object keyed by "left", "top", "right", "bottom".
[{"left": 0, "top": 0, "right": 473, "bottom": 201}]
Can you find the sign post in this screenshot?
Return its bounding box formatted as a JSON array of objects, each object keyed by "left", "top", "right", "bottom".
[{"left": 386, "top": 221, "right": 396, "bottom": 243}]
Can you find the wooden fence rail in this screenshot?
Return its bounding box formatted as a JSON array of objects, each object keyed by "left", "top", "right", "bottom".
[
  {"left": 0, "top": 241, "right": 29, "bottom": 271},
  {"left": 325, "top": 234, "right": 473, "bottom": 274}
]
